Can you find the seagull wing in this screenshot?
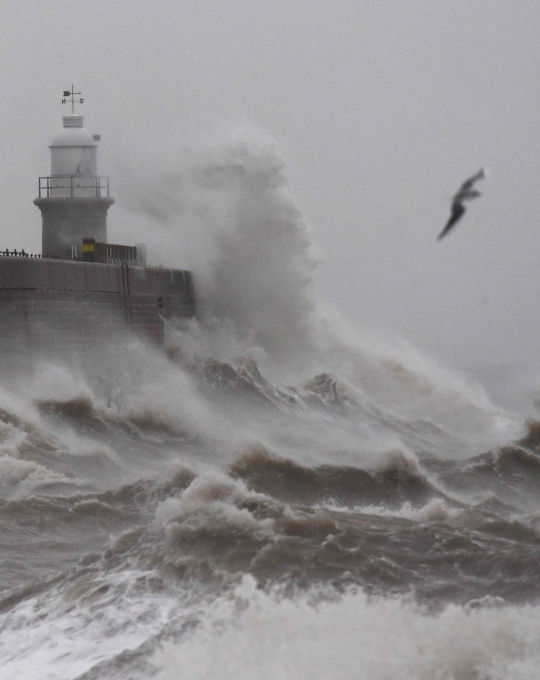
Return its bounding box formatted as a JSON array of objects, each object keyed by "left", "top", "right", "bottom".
[
  {"left": 437, "top": 202, "right": 466, "bottom": 241},
  {"left": 458, "top": 168, "right": 485, "bottom": 194}
]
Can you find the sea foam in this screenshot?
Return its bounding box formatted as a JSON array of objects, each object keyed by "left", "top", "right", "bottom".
[{"left": 155, "top": 576, "right": 540, "bottom": 680}]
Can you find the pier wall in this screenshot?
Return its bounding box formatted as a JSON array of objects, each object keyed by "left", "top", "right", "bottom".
[{"left": 0, "top": 258, "right": 195, "bottom": 353}]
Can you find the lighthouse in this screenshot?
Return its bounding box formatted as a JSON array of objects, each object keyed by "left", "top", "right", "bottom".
[
  {"left": 0, "top": 88, "right": 195, "bottom": 354},
  {"left": 34, "top": 87, "right": 114, "bottom": 260}
]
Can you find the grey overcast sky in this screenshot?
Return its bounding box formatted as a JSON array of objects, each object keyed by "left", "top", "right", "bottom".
[{"left": 1, "top": 0, "right": 539, "bottom": 370}]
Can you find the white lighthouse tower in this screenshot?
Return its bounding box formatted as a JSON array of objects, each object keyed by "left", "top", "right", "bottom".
[{"left": 34, "top": 87, "right": 114, "bottom": 259}]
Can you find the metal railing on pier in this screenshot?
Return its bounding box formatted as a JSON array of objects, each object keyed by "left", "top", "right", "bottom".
[
  {"left": 83, "top": 240, "right": 138, "bottom": 265},
  {"left": 1, "top": 243, "right": 143, "bottom": 266}
]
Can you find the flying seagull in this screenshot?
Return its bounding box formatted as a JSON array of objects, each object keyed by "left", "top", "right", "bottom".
[{"left": 437, "top": 168, "right": 486, "bottom": 241}]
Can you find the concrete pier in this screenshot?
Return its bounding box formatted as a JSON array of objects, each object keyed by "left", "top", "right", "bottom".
[{"left": 0, "top": 257, "right": 195, "bottom": 352}]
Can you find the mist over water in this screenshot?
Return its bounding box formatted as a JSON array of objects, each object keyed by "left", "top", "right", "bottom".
[{"left": 2, "top": 136, "right": 540, "bottom": 679}]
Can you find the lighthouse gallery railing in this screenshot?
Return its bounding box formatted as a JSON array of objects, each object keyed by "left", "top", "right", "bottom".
[{"left": 38, "top": 176, "right": 110, "bottom": 198}]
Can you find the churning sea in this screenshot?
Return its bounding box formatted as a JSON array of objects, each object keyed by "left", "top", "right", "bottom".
[{"left": 2, "top": 136, "right": 540, "bottom": 679}]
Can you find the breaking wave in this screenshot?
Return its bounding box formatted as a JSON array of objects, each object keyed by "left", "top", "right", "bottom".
[
  {"left": 0, "top": 133, "right": 536, "bottom": 679},
  {"left": 156, "top": 577, "right": 540, "bottom": 680}
]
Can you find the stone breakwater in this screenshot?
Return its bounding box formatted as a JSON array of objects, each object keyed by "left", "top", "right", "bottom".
[{"left": 0, "top": 257, "right": 195, "bottom": 350}]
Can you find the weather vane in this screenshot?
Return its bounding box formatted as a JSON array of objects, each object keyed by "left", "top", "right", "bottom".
[{"left": 61, "top": 85, "right": 84, "bottom": 115}]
